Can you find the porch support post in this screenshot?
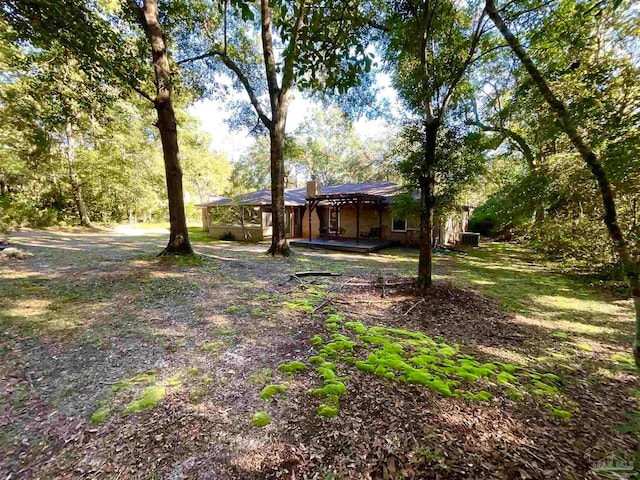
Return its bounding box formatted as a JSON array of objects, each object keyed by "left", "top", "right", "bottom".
[
  {"left": 379, "top": 201, "right": 383, "bottom": 239},
  {"left": 308, "top": 199, "right": 312, "bottom": 241},
  {"left": 356, "top": 196, "right": 361, "bottom": 244}
]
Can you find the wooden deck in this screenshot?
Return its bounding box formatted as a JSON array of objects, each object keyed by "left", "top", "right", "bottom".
[{"left": 289, "top": 237, "right": 396, "bottom": 254}]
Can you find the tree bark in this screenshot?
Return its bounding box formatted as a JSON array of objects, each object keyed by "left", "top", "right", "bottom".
[
  {"left": 417, "top": 119, "right": 439, "bottom": 288},
  {"left": 65, "top": 123, "right": 92, "bottom": 227},
  {"left": 136, "top": 0, "right": 192, "bottom": 255},
  {"left": 267, "top": 118, "right": 291, "bottom": 255},
  {"left": 485, "top": 0, "right": 640, "bottom": 367},
  {"left": 261, "top": 0, "right": 291, "bottom": 257}
]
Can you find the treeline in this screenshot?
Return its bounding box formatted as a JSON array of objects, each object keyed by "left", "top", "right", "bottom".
[
  {"left": 230, "top": 105, "right": 400, "bottom": 193},
  {"left": 468, "top": 0, "right": 639, "bottom": 274},
  {"left": 0, "top": 45, "right": 230, "bottom": 229}
]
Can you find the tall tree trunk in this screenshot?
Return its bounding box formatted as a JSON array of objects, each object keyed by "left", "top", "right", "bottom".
[
  {"left": 417, "top": 119, "right": 439, "bottom": 288},
  {"left": 138, "top": 0, "right": 193, "bottom": 255},
  {"left": 65, "top": 123, "right": 92, "bottom": 227},
  {"left": 485, "top": 0, "right": 640, "bottom": 367},
  {"left": 267, "top": 118, "right": 291, "bottom": 256},
  {"left": 261, "top": 0, "right": 291, "bottom": 257}
]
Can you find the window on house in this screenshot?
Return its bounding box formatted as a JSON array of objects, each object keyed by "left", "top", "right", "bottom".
[{"left": 391, "top": 218, "right": 407, "bottom": 232}]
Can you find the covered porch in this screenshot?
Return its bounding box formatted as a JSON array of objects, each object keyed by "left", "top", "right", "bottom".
[
  {"left": 290, "top": 237, "right": 395, "bottom": 253},
  {"left": 305, "top": 192, "right": 387, "bottom": 244}
]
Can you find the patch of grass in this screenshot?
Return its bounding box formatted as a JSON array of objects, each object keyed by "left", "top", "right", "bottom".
[
  {"left": 249, "top": 368, "right": 272, "bottom": 386},
  {"left": 188, "top": 385, "right": 211, "bottom": 404},
  {"left": 552, "top": 332, "right": 568, "bottom": 340},
  {"left": 123, "top": 386, "right": 165, "bottom": 414},
  {"left": 157, "top": 255, "right": 204, "bottom": 267},
  {"left": 187, "top": 227, "right": 216, "bottom": 243},
  {"left": 187, "top": 368, "right": 199, "bottom": 376},
  {"left": 252, "top": 411, "right": 270, "bottom": 427},
  {"left": 225, "top": 306, "right": 241, "bottom": 314},
  {"left": 9, "top": 385, "right": 31, "bottom": 409}
]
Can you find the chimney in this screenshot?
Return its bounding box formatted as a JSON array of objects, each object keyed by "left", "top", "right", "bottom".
[{"left": 306, "top": 180, "right": 321, "bottom": 197}]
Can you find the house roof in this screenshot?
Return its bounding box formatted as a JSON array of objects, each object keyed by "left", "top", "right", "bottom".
[{"left": 196, "top": 181, "right": 407, "bottom": 208}]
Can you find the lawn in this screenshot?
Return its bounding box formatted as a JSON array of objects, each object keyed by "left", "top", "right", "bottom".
[{"left": 0, "top": 228, "right": 638, "bottom": 478}]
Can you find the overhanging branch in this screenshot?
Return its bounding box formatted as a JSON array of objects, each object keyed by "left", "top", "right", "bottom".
[{"left": 176, "top": 49, "right": 272, "bottom": 129}]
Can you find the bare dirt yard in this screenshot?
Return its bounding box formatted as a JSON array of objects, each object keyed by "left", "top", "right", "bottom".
[{"left": 1, "top": 228, "right": 638, "bottom": 479}]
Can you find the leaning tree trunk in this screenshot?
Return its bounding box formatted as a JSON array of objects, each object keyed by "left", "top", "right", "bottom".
[
  {"left": 65, "top": 123, "right": 92, "bottom": 227},
  {"left": 141, "top": 0, "right": 192, "bottom": 255},
  {"left": 485, "top": 0, "right": 640, "bottom": 367},
  {"left": 417, "top": 119, "right": 440, "bottom": 288}
]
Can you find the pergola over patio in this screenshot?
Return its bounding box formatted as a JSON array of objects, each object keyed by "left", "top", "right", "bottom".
[{"left": 306, "top": 192, "right": 386, "bottom": 244}]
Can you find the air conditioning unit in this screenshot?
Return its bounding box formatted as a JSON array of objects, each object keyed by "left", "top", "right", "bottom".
[{"left": 460, "top": 232, "right": 480, "bottom": 247}]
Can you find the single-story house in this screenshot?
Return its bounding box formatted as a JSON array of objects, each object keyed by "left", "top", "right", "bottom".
[{"left": 196, "top": 181, "right": 470, "bottom": 248}]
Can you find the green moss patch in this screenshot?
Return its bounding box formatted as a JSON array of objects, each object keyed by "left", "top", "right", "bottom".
[
  {"left": 90, "top": 407, "right": 110, "bottom": 424},
  {"left": 506, "top": 388, "right": 524, "bottom": 401},
  {"left": 200, "top": 342, "right": 223, "bottom": 352},
  {"left": 344, "top": 321, "right": 367, "bottom": 334},
  {"left": 611, "top": 353, "right": 634, "bottom": 366},
  {"left": 130, "top": 373, "right": 156, "bottom": 384},
  {"left": 111, "top": 380, "right": 133, "bottom": 393},
  {"left": 300, "top": 310, "right": 564, "bottom": 418},
  {"left": 260, "top": 384, "right": 288, "bottom": 400},
  {"left": 550, "top": 407, "right": 573, "bottom": 420},
  {"left": 283, "top": 297, "right": 315, "bottom": 313},
  {"left": 123, "top": 386, "right": 165, "bottom": 414},
  {"left": 310, "top": 335, "right": 324, "bottom": 346},
  {"left": 252, "top": 411, "right": 271, "bottom": 427},
  {"left": 278, "top": 361, "right": 306, "bottom": 374},
  {"left": 165, "top": 376, "right": 182, "bottom": 387},
  {"left": 470, "top": 390, "right": 493, "bottom": 402},
  {"left": 318, "top": 404, "right": 339, "bottom": 418}
]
